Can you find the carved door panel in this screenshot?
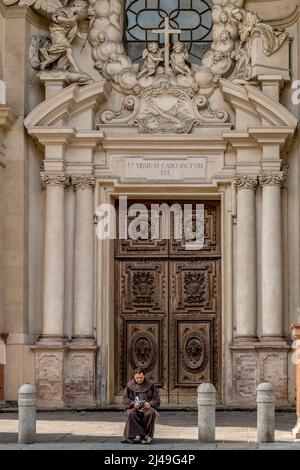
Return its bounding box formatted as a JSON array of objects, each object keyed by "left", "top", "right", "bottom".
[
  {"left": 168, "top": 259, "right": 220, "bottom": 404},
  {"left": 115, "top": 200, "right": 221, "bottom": 405},
  {"left": 115, "top": 259, "right": 169, "bottom": 402}
]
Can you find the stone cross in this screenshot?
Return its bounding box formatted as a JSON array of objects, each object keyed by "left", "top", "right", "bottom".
[{"left": 152, "top": 17, "right": 181, "bottom": 70}]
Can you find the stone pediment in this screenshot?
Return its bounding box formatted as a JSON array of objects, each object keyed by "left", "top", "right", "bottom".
[{"left": 24, "top": 79, "right": 297, "bottom": 137}]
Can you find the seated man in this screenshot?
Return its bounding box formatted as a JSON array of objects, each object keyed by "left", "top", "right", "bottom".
[{"left": 122, "top": 368, "right": 160, "bottom": 444}]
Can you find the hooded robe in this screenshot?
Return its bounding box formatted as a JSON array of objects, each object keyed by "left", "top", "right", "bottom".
[{"left": 123, "top": 378, "right": 160, "bottom": 440}]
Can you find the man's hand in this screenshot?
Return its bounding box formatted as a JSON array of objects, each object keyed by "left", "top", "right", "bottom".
[{"left": 144, "top": 402, "right": 151, "bottom": 410}]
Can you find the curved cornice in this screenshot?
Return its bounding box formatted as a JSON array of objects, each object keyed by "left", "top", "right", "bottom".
[
  {"left": 220, "top": 80, "right": 298, "bottom": 129},
  {"left": 24, "top": 80, "right": 107, "bottom": 128},
  {"left": 268, "top": 6, "right": 300, "bottom": 29},
  {"left": 24, "top": 79, "right": 298, "bottom": 144}
]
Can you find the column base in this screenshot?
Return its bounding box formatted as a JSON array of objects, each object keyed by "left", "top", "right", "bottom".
[
  {"left": 65, "top": 342, "right": 99, "bottom": 408},
  {"left": 32, "top": 343, "right": 67, "bottom": 409},
  {"left": 230, "top": 342, "right": 290, "bottom": 407},
  {"left": 260, "top": 336, "right": 286, "bottom": 344},
  {"left": 71, "top": 336, "right": 96, "bottom": 346},
  {"left": 32, "top": 341, "right": 99, "bottom": 409},
  {"left": 37, "top": 335, "right": 67, "bottom": 345},
  {"left": 293, "top": 418, "right": 300, "bottom": 440},
  {"left": 234, "top": 336, "right": 258, "bottom": 344}
]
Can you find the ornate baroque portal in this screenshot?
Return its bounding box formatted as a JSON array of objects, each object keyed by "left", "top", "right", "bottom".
[
  {"left": 115, "top": 200, "right": 221, "bottom": 405},
  {"left": 2, "top": 0, "right": 298, "bottom": 408}
]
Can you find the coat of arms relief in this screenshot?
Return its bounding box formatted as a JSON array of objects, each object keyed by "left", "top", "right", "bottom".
[{"left": 2, "top": 0, "right": 290, "bottom": 133}]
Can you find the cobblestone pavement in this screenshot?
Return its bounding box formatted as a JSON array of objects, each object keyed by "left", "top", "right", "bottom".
[{"left": 0, "top": 411, "right": 299, "bottom": 450}]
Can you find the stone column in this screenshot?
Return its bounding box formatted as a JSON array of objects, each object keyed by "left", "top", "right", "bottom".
[
  {"left": 291, "top": 323, "right": 300, "bottom": 440},
  {"left": 234, "top": 176, "right": 258, "bottom": 341},
  {"left": 259, "top": 173, "right": 286, "bottom": 340},
  {"left": 40, "top": 173, "right": 69, "bottom": 342},
  {"left": 71, "top": 176, "right": 96, "bottom": 342}
]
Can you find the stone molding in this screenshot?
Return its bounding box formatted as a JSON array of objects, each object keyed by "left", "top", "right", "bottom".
[
  {"left": 259, "top": 172, "right": 286, "bottom": 188},
  {"left": 41, "top": 173, "right": 70, "bottom": 188},
  {"left": 71, "top": 176, "right": 96, "bottom": 191},
  {"left": 233, "top": 176, "right": 258, "bottom": 190}
]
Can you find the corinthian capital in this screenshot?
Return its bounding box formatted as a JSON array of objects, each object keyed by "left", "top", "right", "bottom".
[
  {"left": 71, "top": 176, "right": 96, "bottom": 190},
  {"left": 233, "top": 176, "right": 258, "bottom": 190},
  {"left": 259, "top": 172, "right": 286, "bottom": 188},
  {"left": 41, "top": 173, "right": 70, "bottom": 187}
]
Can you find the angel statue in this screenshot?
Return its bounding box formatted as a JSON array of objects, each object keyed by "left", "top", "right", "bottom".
[
  {"left": 170, "top": 42, "right": 193, "bottom": 77},
  {"left": 231, "top": 7, "right": 289, "bottom": 80},
  {"left": 39, "top": 0, "right": 86, "bottom": 72},
  {"left": 137, "top": 43, "right": 163, "bottom": 79},
  {"left": 3, "top": 0, "right": 92, "bottom": 84}
]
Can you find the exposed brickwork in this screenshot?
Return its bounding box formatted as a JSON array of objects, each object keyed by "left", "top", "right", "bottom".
[
  {"left": 261, "top": 353, "right": 287, "bottom": 403},
  {"left": 35, "top": 350, "right": 65, "bottom": 408},
  {"left": 235, "top": 355, "right": 257, "bottom": 400},
  {"left": 232, "top": 350, "right": 289, "bottom": 406},
  {"left": 34, "top": 347, "right": 97, "bottom": 408},
  {"left": 64, "top": 351, "right": 97, "bottom": 407},
  {"left": 0, "top": 364, "right": 4, "bottom": 401}
]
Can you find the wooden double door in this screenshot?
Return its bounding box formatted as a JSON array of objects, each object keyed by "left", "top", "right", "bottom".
[{"left": 115, "top": 200, "right": 221, "bottom": 405}]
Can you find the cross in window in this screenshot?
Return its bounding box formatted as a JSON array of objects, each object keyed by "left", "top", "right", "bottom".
[{"left": 152, "top": 17, "right": 181, "bottom": 71}]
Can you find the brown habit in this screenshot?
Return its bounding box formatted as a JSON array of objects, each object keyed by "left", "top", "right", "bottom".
[{"left": 123, "top": 378, "right": 160, "bottom": 439}]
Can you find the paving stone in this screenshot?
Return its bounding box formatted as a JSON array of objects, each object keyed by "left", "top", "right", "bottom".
[{"left": 0, "top": 411, "right": 298, "bottom": 450}]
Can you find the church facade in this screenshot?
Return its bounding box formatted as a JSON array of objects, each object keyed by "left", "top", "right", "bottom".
[{"left": 0, "top": 0, "right": 300, "bottom": 410}]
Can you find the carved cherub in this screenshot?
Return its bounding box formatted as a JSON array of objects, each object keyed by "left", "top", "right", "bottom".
[
  {"left": 170, "top": 42, "right": 193, "bottom": 77},
  {"left": 137, "top": 43, "right": 163, "bottom": 79}
]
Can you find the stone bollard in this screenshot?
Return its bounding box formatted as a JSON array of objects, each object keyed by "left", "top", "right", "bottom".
[
  {"left": 18, "top": 384, "right": 37, "bottom": 444},
  {"left": 257, "top": 383, "right": 275, "bottom": 443},
  {"left": 197, "top": 383, "right": 216, "bottom": 442}
]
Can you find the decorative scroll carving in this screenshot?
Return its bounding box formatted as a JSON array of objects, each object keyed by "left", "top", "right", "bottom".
[
  {"left": 41, "top": 172, "right": 70, "bottom": 187},
  {"left": 259, "top": 172, "right": 286, "bottom": 188},
  {"left": 100, "top": 83, "right": 229, "bottom": 133},
  {"left": 184, "top": 272, "right": 206, "bottom": 304},
  {"left": 71, "top": 176, "right": 96, "bottom": 190},
  {"left": 129, "top": 330, "right": 158, "bottom": 373},
  {"left": 234, "top": 176, "right": 258, "bottom": 190},
  {"left": 132, "top": 272, "right": 155, "bottom": 304},
  {"left": 183, "top": 330, "right": 209, "bottom": 374}
]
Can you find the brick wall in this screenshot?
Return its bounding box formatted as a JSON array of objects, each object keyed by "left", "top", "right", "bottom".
[{"left": 0, "top": 364, "right": 4, "bottom": 401}]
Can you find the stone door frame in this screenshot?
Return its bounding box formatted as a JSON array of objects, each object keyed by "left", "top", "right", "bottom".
[{"left": 95, "top": 180, "right": 233, "bottom": 406}]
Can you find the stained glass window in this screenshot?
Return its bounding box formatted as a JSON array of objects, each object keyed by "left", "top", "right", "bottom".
[{"left": 124, "top": 0, "right": 213, "bottom": 64}]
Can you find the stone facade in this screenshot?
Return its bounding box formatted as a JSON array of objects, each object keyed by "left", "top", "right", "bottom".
[{"left": 0, "top": 0, "right": 300, "bottom": 409}]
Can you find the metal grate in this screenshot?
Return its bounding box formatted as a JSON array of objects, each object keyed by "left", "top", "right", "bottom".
[{"left": 124, "top": 0, "right": 213, "bottom": 64}]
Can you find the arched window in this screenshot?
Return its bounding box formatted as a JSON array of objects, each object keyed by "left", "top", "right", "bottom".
[{"left": 124, "top": 0, "right": 213, "bottom": 64}]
